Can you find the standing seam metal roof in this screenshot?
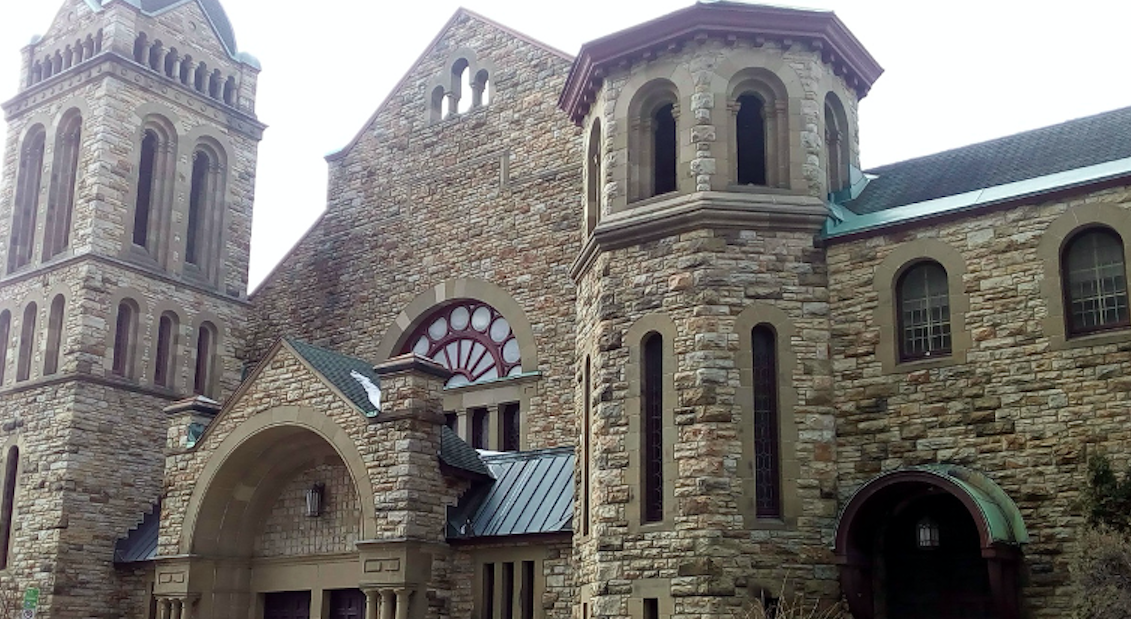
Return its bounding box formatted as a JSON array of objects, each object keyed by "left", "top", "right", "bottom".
[{"left": 447, "top": 447, "right": 575, "bottom": 539}]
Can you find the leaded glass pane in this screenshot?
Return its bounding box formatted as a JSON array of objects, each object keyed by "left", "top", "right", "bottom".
[
  {"left": 402, "top": 300, "right": 522, "bottom": 387},
  {"left": 642, "top": 333, "right": 664, "bottom": 523},
  {"left": 752, "top": 325, "right": 781, "bottom": 519},
  {"left": 898, "top": 262, "right": 951, "bottom": 360},
  {"left": 1066, "top": 229, "right": 1130, "bottom": 334}
]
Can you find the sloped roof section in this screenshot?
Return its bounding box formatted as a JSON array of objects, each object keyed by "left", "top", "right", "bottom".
[
  {"left": 285, "top": 339, "right": 383, "bottom": 417},
  {"left": 114, "top": 503, "right": 160, "bottom": 563},
  {"left": 447, "top": 447, "right": 574, "bottom": 540},
  {"left": 847, "top": 105, "right": 1131, "bottom": 215},
  {"left": 440, "top": 426, "right": 491, "bottom": 478},
  {"left": 119, "top": 0, "right": 238, "bottom": 54}
]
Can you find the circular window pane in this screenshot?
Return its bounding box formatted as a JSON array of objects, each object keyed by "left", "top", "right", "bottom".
[
  {"left": 450, "top": 306, "right": 470, "bottom": 331},
  {"left": 502, "top": 338, "right": 521, "bottom": 364},
  {"left": 489, "top": 317, "right": 511, "bottom": 343},
  {"left": 471, "top": 306, "right": 492, "bottom": 332},
  {"left": 413, "top": 337, "right": 430, "bottom": 356},
  {"left": 428, "top": 317, "right": 448, "bottom": 340}
]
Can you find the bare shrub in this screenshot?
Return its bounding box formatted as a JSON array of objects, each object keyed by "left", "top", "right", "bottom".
[
  {"left": 1071, "top": 527, "right": 1131, "bottom": 619},
  {"left": 738, "top": 584, "right": 848, "bottom": 619},
  {"left": 0, "top": 578, "right": 23, "bottom": 619}
]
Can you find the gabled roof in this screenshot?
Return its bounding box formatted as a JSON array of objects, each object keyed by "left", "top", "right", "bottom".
[
  {"left": 286, "top": 338, "right": 384, "bottom": 418},
  {"left": 846, "top": 105, "right": 1131, "bottom": 216},
  {"left": 560, "top": 0, "right": 882, "bottom": 125},
  {"left": 447, "top": 447, "right": 574, "bottom": 540},
  {"left": 117, "top": 0, "right": 238, "bottom": 56}
]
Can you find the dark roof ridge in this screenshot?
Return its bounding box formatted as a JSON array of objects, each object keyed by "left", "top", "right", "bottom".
[{"left": 866, "top": 104, "right": 1131, "bottom": 174}]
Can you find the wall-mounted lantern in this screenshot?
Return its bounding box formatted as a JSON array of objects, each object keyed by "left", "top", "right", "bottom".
[
  {"left": 916, "top": 516, "right": 940, "bottom": 549},
  {"left": 305, "top": 483, "right": 325, "bottom": 518}
]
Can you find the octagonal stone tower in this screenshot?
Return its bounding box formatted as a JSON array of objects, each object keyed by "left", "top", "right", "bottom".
[{"left": 561, "top": 3, "right": 882, "bottom": 618}]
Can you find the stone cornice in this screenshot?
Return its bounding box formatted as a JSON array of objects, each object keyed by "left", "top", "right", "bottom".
[
  {"left": 3, "top": 52, "right": 266, "bottom": 140},
  {"left": 0, "top": 252, "right": 251, "bottom": 308},
  {"left": 559, "top": 2, "right": 883, "bottom": 125},
  {"left": 570, "top": 191, "right": 828, "bottom": 281},
  {"left": 0, "top": 371, "right": 184, "bottom": 401}
]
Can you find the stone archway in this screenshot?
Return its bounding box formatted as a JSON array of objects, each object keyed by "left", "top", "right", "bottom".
[
  {"left": 175, "top": 407, "right": 377, "bottom": 619},
  {"left": 834, "top": 466, "right": 1027, "bottom": 619}
]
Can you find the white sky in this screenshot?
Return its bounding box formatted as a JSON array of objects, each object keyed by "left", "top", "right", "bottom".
[{"left": 2, "top": 0, "right": 1130, "bottom": 289}]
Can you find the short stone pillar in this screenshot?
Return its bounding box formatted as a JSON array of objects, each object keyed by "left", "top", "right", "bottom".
[{"left": 163, "top": 396, "right": 220, "bottom": 451}]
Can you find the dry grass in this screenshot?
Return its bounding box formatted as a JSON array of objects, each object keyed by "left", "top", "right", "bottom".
[
  {"left": 1071, "top": 527, "right": 1131, "bottom": 619},
  {"left": 738, "top": 584, "right": 848, "bottom": 619}
]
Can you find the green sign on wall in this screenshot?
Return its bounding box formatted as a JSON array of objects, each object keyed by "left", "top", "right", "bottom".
[{"left": 22, "top": 587, "right": 38, "bottom": 610}]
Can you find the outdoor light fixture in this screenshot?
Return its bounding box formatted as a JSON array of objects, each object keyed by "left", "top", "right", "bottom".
[
  {"left": 917, "top": 516, "right": 940, "bottom": 549},
  {"left": 305, "top": 483, "right": 325, "bottom": 518}
]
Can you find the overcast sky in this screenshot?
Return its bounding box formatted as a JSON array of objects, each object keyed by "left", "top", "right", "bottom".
[{"left": 2, "top": 0, "right": 1130, "bottom": 288}]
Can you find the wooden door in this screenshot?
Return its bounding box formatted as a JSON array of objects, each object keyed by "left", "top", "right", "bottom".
[
  {"left": 264, "top": 591, "right": 311, "bottom": 619},
  {"left": 329, "top": 589, "right": 367, "bottom": 619}
]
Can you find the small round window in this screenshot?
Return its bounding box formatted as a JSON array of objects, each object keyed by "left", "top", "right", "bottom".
[{"left": 402, "top": 300, "right": 522, "bottom": 388}]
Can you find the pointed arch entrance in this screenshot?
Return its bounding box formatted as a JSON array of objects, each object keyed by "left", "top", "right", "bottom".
[{"left": 834, "top": 466, "right": 1027, "bottom": 619}]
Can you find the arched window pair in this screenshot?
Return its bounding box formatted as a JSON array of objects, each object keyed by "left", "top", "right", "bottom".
[
  {"left": 7, "top": 113, "right": 84, "bottom": 273},
  {"left": 430, "top": 59, "right": 491, "bottom": 122},
  {"left": 4, "top": 299, "right": 64, "bottom": 383}
]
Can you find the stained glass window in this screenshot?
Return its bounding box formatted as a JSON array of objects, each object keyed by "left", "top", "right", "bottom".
[
  {"left": 642, "top": 333, "right": 664, "bottom": 523},
  {"left": 1064, "top": 228, "right": 1129, "bottom": 335},
  {"left": 403, "top": 300, "right": 522, "bottom": 388},
  {"left": 752, "top": 325, "right": 781, "bottom": 518}
]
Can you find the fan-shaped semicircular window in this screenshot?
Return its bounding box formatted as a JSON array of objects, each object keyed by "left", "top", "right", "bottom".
[{"left": 402, "top": 300, "right": 522, "bottom": 388}]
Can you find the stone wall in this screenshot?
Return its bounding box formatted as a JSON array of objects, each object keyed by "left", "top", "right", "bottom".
[
  {"left": 248, "top": 11, "right": 582, "bottom": 450},
  {"left": 827, "top": 183, "right": 1131, "bottom": 618},
  {"left": 253, "top": 459, "right": 360, "bottom": 558}
]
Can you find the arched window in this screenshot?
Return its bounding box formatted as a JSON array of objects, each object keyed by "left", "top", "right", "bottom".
[
  {"left": 16, "top": 303, "right": 37, "bottom": 382},
  {"left": 751, "top": 324, "right": 781, "bottom": 518},
  {"left": 897, "top": 262, "right": 952, "bottom": 360},
  {"left": 133, "top": 33, "right": 148, "bottom": 64},
  {"left": 583, "top": 356, "right": 592, "bottom": 536},
  {"left": 43, "top": 110, "right": 83, "bottom": 259},
  {"left": 194, "top": 322, "right": 218, "bottom": 397},
  {"left": 43, "top": 295, "right": 65, "bottom": 376},
  {"left": 194, "top": 63, "right": 208, "bottom": 93},
  {"left": 585, "top": 120, "right": 602, "bottom": 235},
  {"left": 652, "top": 104, "right": 677, "bottom": 197},
  {"left": 1062, "top": 228, "right": 1129, "bottom": 336},
  {"left": 132, "top": 119, "right": 176, "bottom": 258},
  {"left": 642, "top": 332, "right": 664, "bottom": 523},
  {"left": 0, "top": 311, "right": 10, "bottom": 385},
  {"left": 728, "top": 72, "right": 790, "bottom": 189},
  {"left": 430, "top": 86, "right": 446, "bottom": 123},
  {"left": 825, "top": 93, "right": 851, "bottom": 196},
  {"left": 401, "top": 300, "right": 522, "bottom": 388},
  {"left": 164, "top": 48, "right": 178, "bottom": 78},
  {"left": 8, "top": 125, "right": 46, "bottom": 273},
  {"left": 185, "top": 143, "right": 226, "bottom": 284},
  {"left": 223, "top": 76, "right": 237, "bottom": 105},
  {"left": 452, "top": 59, "right": 470, "bottom": 115},
  {"left": 473, "top": 69, "right": 490, "bottom": 108},
  {"left": 111, "top": 301, "right": 138, "bottom": 378},
  {"left": 0, "top": 446, "right": 18, "bottom": 570},
  {"left": 154, "top": 312, "right": 179, "bottom": 388},
  {"left": 736, "top": 93, "right": 767, "bottom": 186}
]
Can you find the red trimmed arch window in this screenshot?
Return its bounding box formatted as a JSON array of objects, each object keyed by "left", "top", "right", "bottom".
[{"left": 403, "top": 300, "right": 522, "bottom": 388}]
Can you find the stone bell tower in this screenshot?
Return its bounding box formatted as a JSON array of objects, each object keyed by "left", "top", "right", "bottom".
[
  {"left": 0, "top": 0, "right": 262, "bottom": 615},
  {"left": 561, "top": 2, "right": 881, "bottom": 618}
]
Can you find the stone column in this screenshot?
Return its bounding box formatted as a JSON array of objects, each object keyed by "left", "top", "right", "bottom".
[
  {"left": 394, "top": 589, "right": 411, "bottom": 619},
  {"left": 158, "top": 599, "right": 171, "bottom": 619},
  {"left": 365, "top": 589, "right": 380, "bottom": 619},
  {"left": 170, "top": 598, "right": 182, "bottom": 619},
  {"left": 380, "top": 590, "right": 395, "bottom": 619}
]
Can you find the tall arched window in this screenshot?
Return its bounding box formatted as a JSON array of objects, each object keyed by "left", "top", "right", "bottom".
[
  {"left": 452, "top": 59, "right": 471, "bottom": 115},
  {"left": 154, "top": 312, "right": 179, "bottom": 388},
  {"left": 897, "top": 262, "right": 951, "bottom": 360},
  {"left": 473, "top": 69, "right": 490, "bottom": 108},
  {"left": 652, "top": 104, "right": 677, "bottom": 197},
  {"left": 585, "top": 119, "right": 602, "bottom": 236},
  {"left": 133, "top": 33, "right": 148, "bottom": 64},
  {"left": 751, "top": 325, "right": 781, "bottom": 518},
  {"left": 0, "top": 446, "right": 18, "bottom": 570},
  {"left": 642, "top": 332, "right": 664, "bottom": 523},
  {"left": 1063, "top": 228, "right": 1129, "bottom": 336},
  {"left": 8, "top": 125, "right": 46, "bottom": 273},
  {"left": 185, "top": 143, "right": 226, "bottom": 283},
  {"left": 194, "top": 322, "right": 218, "bottom": 397},
  {"left": 16, "top": 304, "right": 37, "bottom": 382},
  {"left": 194, "top": 63, "right": 208, "bottom": 93},
  {"left": 43, "top": 295, "right": 65, "bottom": 376},
  {"left": 111, "top": 301, "right": 138, "bottom": 378},
  {"left": 729, "top": 72, "right": 789, "bottom": 189},
  {"left": 583, "top": 356, "right": 592, "bottom": 537},
  {"left": 430, "top": 86, "right": 446, "bottom": 123},
  {"left": 0, "top": 311, "right": 10, "bottom": 386},
  {"left": 401, "top": 300, "right": 522, "bottom": 388},
  {"left": 132, "top": 119, "right": 176, "bottom": 259},
  {"left": 43, "top": 110, "right": 83, "bottom": 259},
  {"left": 736, "top": 94, "right": 767, "bottom": 186},
  {"left": 825, "top": 93, "right": 851, "bottom": 196}
]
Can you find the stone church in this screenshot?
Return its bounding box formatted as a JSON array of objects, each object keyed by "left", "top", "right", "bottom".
[{"left": 1, "top": 0, "right": 1128, "bottom": 618}]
